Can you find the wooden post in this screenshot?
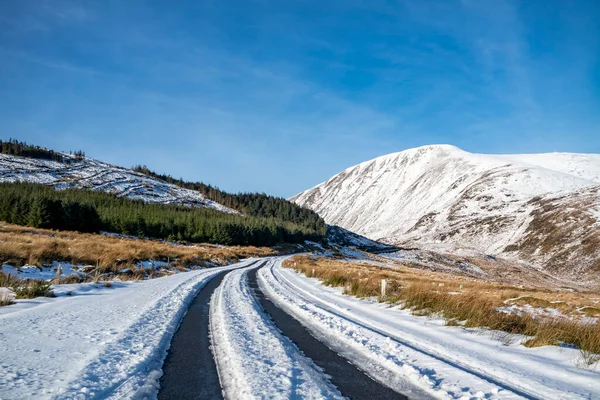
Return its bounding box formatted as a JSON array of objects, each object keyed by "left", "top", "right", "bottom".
[
  {"left": 54, "top": 263, "right": 62, "bottom": 284},
  {"left": 381, "top": 279, "right": 387, "bottom": 298}
]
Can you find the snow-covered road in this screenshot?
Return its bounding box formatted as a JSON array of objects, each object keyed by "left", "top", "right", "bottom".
[
  {"left": 0, "top": 259, "right": 256, "bottom": 400},
  {"left": 258, "top": 259, "right": 600, "bottom": 400},
  {"left": 210, "top": 260, "right": 343, "bottom": 399},
  {"left": 2, "top": 256, "right": 598, "bottom": 399}
]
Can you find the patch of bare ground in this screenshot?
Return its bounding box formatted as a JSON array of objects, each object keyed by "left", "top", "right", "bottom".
[
  {"left": 512, "top": 186, "right": 600, "bottom": 279},
  {"left": 286, "top": 254, "right": 600, "bottom": 367},
  {"left": 368, "top": 247, "right": 585, "bottom": 290}
]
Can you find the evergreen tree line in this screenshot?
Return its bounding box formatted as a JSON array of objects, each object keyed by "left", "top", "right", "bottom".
[
  {"left": 0, "top": 138, "right": 85, "bottom": 163},
  {"left": 0, "top": 183, "right": 325, "bottom": 246},
  {"left": 133, "top": 165, "right": 323, "bottom": 230}
]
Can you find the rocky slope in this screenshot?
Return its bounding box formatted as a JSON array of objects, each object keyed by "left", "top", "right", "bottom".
[{"left": 292, "top": 145, "right": 600, "bottom": 279}]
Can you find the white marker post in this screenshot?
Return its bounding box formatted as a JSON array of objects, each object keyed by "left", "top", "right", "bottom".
[
  {"left": 381, "top": 279, "right": 387, "bottom": 298},
  {"left": 54, "top": 263, "right": 62, "bottom": 284}
]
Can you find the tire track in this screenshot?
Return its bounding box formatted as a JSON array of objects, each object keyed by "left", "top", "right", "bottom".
[
  {"left": 158, "top": 266, "right": 249, "bottom": 400},
  {"left": 247, "top": 266, "right": 407, "bottom": 400}
]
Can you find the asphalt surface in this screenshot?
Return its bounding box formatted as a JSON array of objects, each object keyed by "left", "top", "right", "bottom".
[
  {"left": 247, "top": 267, "right": 407, "bottom": 400},
  {"left": 158, "top": 269, "right": 231, "bottom": 400}
]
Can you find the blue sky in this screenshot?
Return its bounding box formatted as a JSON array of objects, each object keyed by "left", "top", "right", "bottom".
[{"left": 1, "top": 0, "right": 599, "bottom": 197}]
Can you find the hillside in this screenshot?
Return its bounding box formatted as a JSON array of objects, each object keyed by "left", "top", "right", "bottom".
[
  {"left": 292, "top": 145, "right": 600, "bottom": 279},
  {"left": 0, "top": 153, "right": 237, "bottom": 213},
  {"left": 0, "top": 140, "right": 325, "bottom": 246}
]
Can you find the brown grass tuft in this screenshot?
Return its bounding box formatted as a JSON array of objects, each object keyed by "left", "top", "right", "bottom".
[{"left": 286, "top": 254, "right": 600, "bottom": 366}]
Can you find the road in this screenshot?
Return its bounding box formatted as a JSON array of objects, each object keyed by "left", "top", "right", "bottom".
[
  {"left": 156, "top": 257, "right": 598, "bottom": 400},
  {"left": 158, "top": 259, "right": 414, "bottom": 399},
  {"left": 4, "top": 257, "right": 593, "bottom": 399},
  {"left": 158, "top": 268, "right": 233, "bottom": 400}
]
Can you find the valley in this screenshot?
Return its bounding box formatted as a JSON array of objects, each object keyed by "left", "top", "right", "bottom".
[{"left": 1, "top": 142, "right": 599, "bottom": 399}]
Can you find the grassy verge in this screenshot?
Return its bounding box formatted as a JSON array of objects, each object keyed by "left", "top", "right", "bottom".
[
  {"left": 286, "top": 255, "right": 600, "bottom": 367},
  {"left": 0, "top": 223, "right": 277, "bottom": 273},
  {"left": 0, "top": 273, "right": 54, "bottom": 304},
  {"left": 0, "top": 223, "right": 284, "bottom": 305},
  {"left": 13, "top": 279, "right": 55, "bottom": 299}
]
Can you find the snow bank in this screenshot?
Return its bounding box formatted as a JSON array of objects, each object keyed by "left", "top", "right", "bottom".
[
  {"left": 0, "top": 259, "right": 255, "bottom": 399},
  {"left": 210, "top": 259, "right": 343, "bottom": 400},
  {"left": 258, "top": 259, "right": 600, "bottom": 399}
]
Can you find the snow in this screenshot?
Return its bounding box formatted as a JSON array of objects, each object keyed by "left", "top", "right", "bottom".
[
  {"left": 0, "top": 259, "right": 256, "bottom": 400},
  {"left": 490, "top": 152, "right": 600, "bottom": 183},
  {"left": 495, "top": 304, "right": 564, "bottom": 319},
  {"left": 210, "top": 259, "right": 343, "bottom": 399},
  {"left": 304, "top": 240, "right": 325, "bottom": 250},
  {"left": 590, "top": 206, "right": 600, "bottom": 224},
  {"left": 1, "top": 258, "right": 216, "bottom": 283},
  {"left": 1, "top": 262, "right": 87, "bottom": 281},
  {"left": 2, "top": 254, "right": 598, "bottom": 399},
  {"left": 0, "top": 154, "right": 238, "bottom": 213},
  {"left": 291, "top": 144, "right": 600, "bottom": 277},
  {"left": 378, "top": 249, "right": 489, "bottom": 278},
  {"left": 326, "top": 224, "right": 394, "bottom": 251},
  {"left": 258, "top": 258, "right": 600, "bottom": 399}
]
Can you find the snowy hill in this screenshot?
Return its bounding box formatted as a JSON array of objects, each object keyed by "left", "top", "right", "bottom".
[
  {"left": 0, "top": 153, "right": 238, "bottom": 213},
  {"left": 326, "top": 225, "right": 397, "bottom": 252},
  {"left": 292, "top": 145, "right": 600, "bottom": 278}
]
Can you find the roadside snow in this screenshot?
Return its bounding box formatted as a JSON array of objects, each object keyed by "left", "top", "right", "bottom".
[
  {"left": 210, "top": 259, "right": 343, "bottom": 400},
  {"left": 0, "top": 259, "right": 256, "bottom": 400},
  {"left": 1, "top": 258, "right": 215, "bottom": 282},
  {"left": 1, "top": 262, "right": 86, "bottom": 281},
  {"left": 258, "top": 259, "right": 600, "bottom": 400}
]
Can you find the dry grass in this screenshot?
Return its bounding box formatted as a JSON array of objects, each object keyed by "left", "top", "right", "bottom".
[
  {"left": 0, "top": 224, "right": 276, "bottom": 273},
  {"left": 0, "top": 271, "right": 21, "bottom": 288},
  {"left": 58, "top": 274, "right": 84, "bottom": 284},
  {"left": 286, "top": 255, "right": 600, "bottom": 366},
  {"left": 1, "top": 273, "right": 55, "bottom": 299},
  {"left": 13, "top": 279, "right": 55, "bottom": 299},
  {"left": 580, "top": 307, "right": 600, "bottom": 317}
]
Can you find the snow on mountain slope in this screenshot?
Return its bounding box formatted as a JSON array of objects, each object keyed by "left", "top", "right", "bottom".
[
  {"left": 292, "top": 145, "right": 600, "bottom": 279},
  {"left": 491, "top": 152, "right": 600, "bottom": 183},
  {"left": 0, "top": 154, "right": 238, "bottom": 213},
  {"left": 326, "top": 224, "right": 397, "bottom": 252}
]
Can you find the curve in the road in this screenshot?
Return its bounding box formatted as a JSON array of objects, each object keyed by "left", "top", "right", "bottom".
[
  {"left": 247, "top": 267, "right": 407, "bottom": 400},
  {"left": 159, "top": 268, "right": 239, "bottom": 400},
  {"left": 268, "top": 264, "right": 538, "bottom": 400}
]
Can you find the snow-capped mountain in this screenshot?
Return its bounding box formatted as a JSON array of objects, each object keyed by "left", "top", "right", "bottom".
[
  {"left": 292, "top": 145, "right": 600, "bottom": 278},
  {"left": 0, "top": 153, "right": 238, "bottom": 213}
]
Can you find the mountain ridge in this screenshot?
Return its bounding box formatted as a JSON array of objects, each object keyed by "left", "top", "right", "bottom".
[{"left": 292, "top": 144, "right": 600, "bottom": 279}]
